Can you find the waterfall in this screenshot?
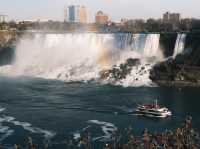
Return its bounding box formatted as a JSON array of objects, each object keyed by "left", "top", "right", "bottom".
[
  {"left": 131, "top": 34, "right": 147, "bottom": 53},
  {"left": 0, "top": 33, "right": 163, "bottom": 87},
  {"left": 173, "top": 34, "right": 186, "bottom": 58},
  {"left": 143, "top": 34, "right": 162, "bottom": 59}
]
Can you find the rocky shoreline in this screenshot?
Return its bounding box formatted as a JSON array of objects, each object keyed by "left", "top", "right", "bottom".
[
  {"left": 153, "top": 80, "right": 200, "bottom": 87},
  {"left": 99, "top": 57, "right": 200, "bottom": 87}
]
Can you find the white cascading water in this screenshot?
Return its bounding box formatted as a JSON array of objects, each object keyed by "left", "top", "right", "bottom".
[
  {"left": 131, "top": 34, "right": 146, "bottom": 53},
  {"left": 173, "top": 34, "right": 186, "bottom": 58},
  {"left": 116, "top": 34, "right": 163, "bottom": 87},
  {"left": 0, "top": 33, "right": 163, "bottom": 87},
  {"left": 144, "top": 34, "right": 162, "bottom": 58}
]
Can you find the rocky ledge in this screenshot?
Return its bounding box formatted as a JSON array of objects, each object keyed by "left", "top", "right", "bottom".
[
  {"left": 150, "top": 57, "right": 200, "bottom": 87},
  {"left": 0, "top": 30, "right": 17, "bottom": 50},
  {"left": 100, "top": 58, "right": 141, "bottom": 80},
  {"left": 150, "top": 33, "right": 200, "bottom": 87},
  {"left": 0, "top": 30, "right": 17, "bottom": 65},
  {"left": 100, "top": 57, "right": 200, "bottom": 87}
]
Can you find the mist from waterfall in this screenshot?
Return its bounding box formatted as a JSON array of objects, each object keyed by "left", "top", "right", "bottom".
[
  {"left": 0, "top": 33, "right": 163, "bottom": 87},
  {"left": 173, "top": 34, "right": 186, "bottom": 58}
]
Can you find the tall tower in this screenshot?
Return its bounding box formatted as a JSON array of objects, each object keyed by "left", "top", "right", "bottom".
[
  {"left": 68, "top": 5, "right": 76, "bottom": 22},
  {"left": 79, "top": 6, "right": 88, "bottom": 23},
  {"left": 66, "top": 5, "right": 88, "bottom": 23},
  {"left": 64, "top": 6, "right": 68, "bottom": 22},
  {"left": 163, "top": 12, "right": 170, "bottom": 23}
]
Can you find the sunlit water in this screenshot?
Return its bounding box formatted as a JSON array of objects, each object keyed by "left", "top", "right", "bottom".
[{"left": 0, "top": 76, "right": 199, "bottom": 148}]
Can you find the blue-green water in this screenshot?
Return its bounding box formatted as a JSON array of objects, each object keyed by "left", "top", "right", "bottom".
[{"left": 0, "top": 76, "right": 199, "bottom": 148}]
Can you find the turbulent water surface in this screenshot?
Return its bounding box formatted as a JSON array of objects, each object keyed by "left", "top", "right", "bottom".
[
  {"left": 0, "top": 33, "right": 195, "bottom": 148},
  {"left": 0, "top": 76, "right": 199, "bottom": 148}
]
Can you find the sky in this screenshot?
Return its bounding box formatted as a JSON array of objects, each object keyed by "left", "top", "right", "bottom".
[{"left": 0, "top": 0, "right": 199, "bottom": 22}]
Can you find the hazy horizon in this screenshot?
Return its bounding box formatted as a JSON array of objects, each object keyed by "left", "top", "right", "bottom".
[{"left": 0, "top": 0, "right": 199, "bottom": 22}]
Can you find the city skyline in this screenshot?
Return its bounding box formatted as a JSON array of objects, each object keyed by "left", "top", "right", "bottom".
[{"left": 0, "top": 0, "right": 199, "bottom": 22}]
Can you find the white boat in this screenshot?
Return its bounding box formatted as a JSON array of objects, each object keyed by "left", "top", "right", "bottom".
[{"left": 136, "top": 100, "right": 172, "bottom": 118}]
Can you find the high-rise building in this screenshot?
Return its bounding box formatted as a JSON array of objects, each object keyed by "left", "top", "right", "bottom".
[
  {"left": 0, "top": 15, "right": 8, "bottom": 23},
  {"left": 68, "top": 5, "right": 76, "bottom": 22},
  {"left": 79, "top": 6, "right": 88, "bottom": 23},
  {"left": 163, "top": 12, "right": 181, "bottom": 23},
  {"left": 66, "top": 5, "right": 88, "bottom": 23},
  {"left": 95, "top": 11, "right": 109, "bottom": 24},
  {"left": 163, "top": 12, "right": 170, "bottom": 23},
  {"left": 169, "top": 13, "right": 180, "bottom": 23}
]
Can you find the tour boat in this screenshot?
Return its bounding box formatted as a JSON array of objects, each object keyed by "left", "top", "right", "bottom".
[{"left": 136, "top": 100, "right": 172, "bottom": 118}]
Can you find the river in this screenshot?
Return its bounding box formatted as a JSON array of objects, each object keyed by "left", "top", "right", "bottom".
[{"left": 0, "top": 76, "right": 199, "bottom": 148}]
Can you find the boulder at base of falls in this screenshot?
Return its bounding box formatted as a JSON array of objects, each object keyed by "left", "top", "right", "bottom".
[
  {"left": 100, "top": 58, "right": 141, "bottom": 80},
  {"left": 150, "top": 58, "right": 200, "bottom": 87}
]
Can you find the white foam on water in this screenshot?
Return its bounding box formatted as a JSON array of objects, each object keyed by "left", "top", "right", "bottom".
[
  {"left": 0, "top": 109, "right": 15, "bottom": 141},
  {"left": 88, "top": 120, "right": 116, "bottom": 128},
  {"left": 0, "top": 65, "right": 12, "bottom": 75},
  {"left": 0, "top": 116, "right": 15, "bottom": 123},
  {"left": 0, "top": 126, "right": 10, "bottom": 133},
  {"left": 73, "top": 132, "right": 81, "bottom": 140},
  {"left": 88, "top": 120, "right": 117, "bottom": 141},
  {"left": 72, "top": 125, "right": 91, "bottom": 140},
  {"left": 0, "top": 108, "right": 6, "bottom": 113},
  {"left": 0, "top": 116, "right": 15, "bottom": 141},
  {"left": 0, "top": 108, "right": 56, "bottom": 141},
  {"left": 11, "top": 119, "right": 56, "bottom": 139},
  {"left": 0, "top": 127, "right": 14, "bottom": 142}
]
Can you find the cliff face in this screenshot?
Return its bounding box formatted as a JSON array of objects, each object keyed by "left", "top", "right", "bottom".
[
  {"left": 184, "top": 33, "right": 200, "bottom": 66},
  {"left": 0, "top": 30, "right": 17, "bottom": 49},
  {"left": 150, "top": 59, "right": 200, "bottom": 87},
  {"left": 0, "top": 30, "right": 17, "bottom": 65},
  {"left": 159, "top": 33, "right": 177, "bottom": 57},
  {"left": 150, "top": 33, "right": 200, "bottom": 87}
]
